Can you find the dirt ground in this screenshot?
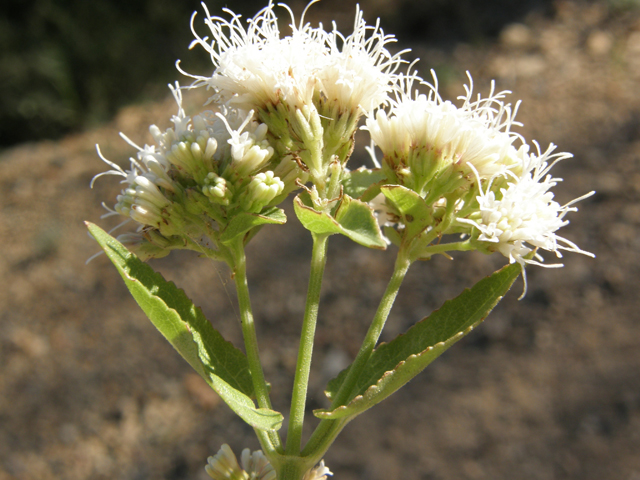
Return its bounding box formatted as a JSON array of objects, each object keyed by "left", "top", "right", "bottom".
[{"left": 1, "top": 1, "right": 640, "bottom": 479}]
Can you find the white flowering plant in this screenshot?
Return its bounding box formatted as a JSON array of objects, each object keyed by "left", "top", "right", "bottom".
[{"left": 87, "top": 2, "right": 594, "bottom": 479}]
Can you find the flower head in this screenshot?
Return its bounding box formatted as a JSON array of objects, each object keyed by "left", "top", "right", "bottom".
[
  {"left": 317, "top": 7, "right": 408, "bottom": 114},
  {"left": 458, "top": 142, "right": 594, "bottom": 294},
  {"left": 363, "top": 72, "right": 593, "bottom": 289},
  {"left": 204, "top": 445, "right": 329, "bottom": 480},
  {"left": 91, "top": 83, "right": 299, "bottom": 259},
  {"left": 183, "top": 1, "right": 407, "bottom": 116},
  {"left": 205, "top": 444, "right": 247, "bottom": 480},
  {"left": 366, "top": 72, "right": 523, "bottom": 197},
  {"left": 240, "top": 448, "right": 276, "bottom": 480},
  {"left": 181, "top": 1, "right": 408, "bottom": 189}
]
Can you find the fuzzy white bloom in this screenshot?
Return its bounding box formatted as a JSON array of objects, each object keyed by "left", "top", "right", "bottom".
[
  {"left": 92, "top": 138, "right": 172, "bottom": 236},
  {"left": 93, "top": 84, "right": 201, "bottom": 193},
  {"left": 92, "top": 81, "right": 283, "bottom": 228},
  {"left": 459, "top": 143, "right": 594, "bottom": 294},
  {"left": 316, "top": 7, "right": 408, "bottom": 113},
  {"left": 366, "top": 72, "right": 523, "bottom": 182},
  {"left": 91, "top": 84, "right": 205, "bottom": 241},
  {"left": 182, "top": 1, "right": 407, "bottom": 115}
]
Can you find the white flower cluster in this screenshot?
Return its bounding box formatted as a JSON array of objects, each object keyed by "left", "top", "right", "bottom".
[
  {"left": 366, "top": 72, "right": 523, "bottom": 196},
  {"left": 205, "top": 444, "right": 275, "bottom": 480},
  {"left": 93, "top": 0, "right": 593, "bottom": 276},
  {"left": 183, "top": 2, "right": 407, "bottom": 116},
  {"left": 204, "top": 444, "right": 331, "bottom": 480},
  {"left": 365, "top": 71, "right": 594, "bottom": 276},
  {"left": 90, "top": 0, "right": 596, "bottom": 475},
  {"left": 94, "top": 1, "right": 415, "bottom": 257},
  {"left": 93, "top": 84, "right": 291, "bottom": 257},
  {"left": 179, "top": 1, "right": 409, "bottom": 190},
  {"left": 458, "top": 143, "right": 594, "bottom": 271}
]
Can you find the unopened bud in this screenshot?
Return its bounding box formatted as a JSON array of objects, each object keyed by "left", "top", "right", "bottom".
[
  {"left": 203, "top": 172, "right": 234, "bottom": 205},
  {"left": 205, "top": 444, "right": 246, "bottom": 480},
  {"left": 241, "top": 171, "right": 285, "bottom": 212},
  {"left": 273, "top": 155, "right": 309, "bottom": 194},
  {"left": 232, "top": 143, "right": 275, "bottom": 177}
]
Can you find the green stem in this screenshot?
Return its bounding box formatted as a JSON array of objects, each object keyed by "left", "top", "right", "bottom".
[
  {"left": 302, "top": 248, "right": 412, "bottom": 457},
  {"left": 331, "top": 249, "right": 410, "bottom": 407},
  {"left": 277, "top": 455, "right": 316, "bottom": 480},
  {"left": 415, "top": 240, "right": 474, "bottom": 258},
  {"left": 230, "top": 238, "right": 283, "bottom": 454},
  {"left": 286, "top": 233, "right": 330, "bottom": 455},
  {"left": 300, "top": 417, "right": 349, "bottom": 465}
]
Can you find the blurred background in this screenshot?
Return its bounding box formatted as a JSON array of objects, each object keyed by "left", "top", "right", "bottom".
[{"left": 1, "top": 0, "right": 639, "bottom": 479}]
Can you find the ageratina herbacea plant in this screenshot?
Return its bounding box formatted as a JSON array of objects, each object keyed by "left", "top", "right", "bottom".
[{"left": 87, "top": 2, "right": 595, "bottom": 479}]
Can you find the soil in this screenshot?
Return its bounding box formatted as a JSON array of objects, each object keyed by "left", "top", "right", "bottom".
[{"left": 1, "top": 1, "right": 639, "bottom": 479}]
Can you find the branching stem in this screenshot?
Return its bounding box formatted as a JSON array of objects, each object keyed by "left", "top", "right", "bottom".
[
  {"left": 286, "top": 233, "right": 330, "bottom": 455},
  {"left": 302, "top": 247, "right": 412, "bottom": 459},
  {"left": 230, "top": 238, "right": 283, "bottom": 455}
]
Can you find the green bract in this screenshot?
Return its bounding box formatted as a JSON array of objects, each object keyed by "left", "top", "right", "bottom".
[{"left": 293, "top": 192, "right": 387, "bottom": 249}]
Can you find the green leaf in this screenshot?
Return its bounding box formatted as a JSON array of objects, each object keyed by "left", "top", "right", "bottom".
[
  {"left": 293, "top": 193, "right": 387, "bottom": 249},
  {"left": 293, "top": 192, "right": 343, "bottom": 236},
  {"left": 380, "top": 185, "right": 432, "bottom": 240},
  {"left": 334, "top": 195, "right": 387, "bottom": 249},
  {"left": 342, "top": 168, "right": 386, "bottom": 202},
  {"left": 87, "top": 223, "right": 283, "bottom": 431},
  {"left": 316, "top": 262, "right": 521, "bottom": 420},
  {"left": 220, "top": 207, "right": 287, "bottom": 244},
  {"left": 383, "top": 226, "right": 402, "bottom": 247}
]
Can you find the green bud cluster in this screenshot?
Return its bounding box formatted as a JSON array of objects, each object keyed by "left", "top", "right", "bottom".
[
  {"left": 254, "top": 95, "right": 362, "bottom": 201},
  {"left": 94, "top": 85, "right": 311, "bottom": 261},
  {"left": 203, "top": 172, "right": 233, "bottom": 206}
]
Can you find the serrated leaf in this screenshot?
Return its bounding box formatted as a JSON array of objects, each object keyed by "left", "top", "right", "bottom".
[
  {"left": 293, "top": 193, "right": 387, "bottom": 249},
  {"left": 342, "top": 168, "right": 386, "bottom": 202},
  {"left": 380, "top": 185, "right": 432, "bottom": 240},
  {"left": 87, "top": 223, "right": 283, "bottom": 431},
  {"left": 220, "top": 207, "right": 286, "bottom": 244},
  {"left": 316, "top": 262, "right": 521, "bottom": 420}
]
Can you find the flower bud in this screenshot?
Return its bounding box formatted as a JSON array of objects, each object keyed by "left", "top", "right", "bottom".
[
  {"left": 114, "top": 175, "right": 172, "bottom": 229},
  {"left": 272, "top": 155, "right": 309, "bottom": 195},
  {"left": 205, "top": 444, "right": 246, "bottom": 480},
  {"left": 241, "top": 171, "right": 285, "bottom": 213},
  {"left": 240, "top": 449, "right": 275, "bottom": 480},
  {"left": 203, "top": 172, "right": 234, "bottom": 206},
  {"left": 204, "top": 444, "right": 281, "bottom": 480}
]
